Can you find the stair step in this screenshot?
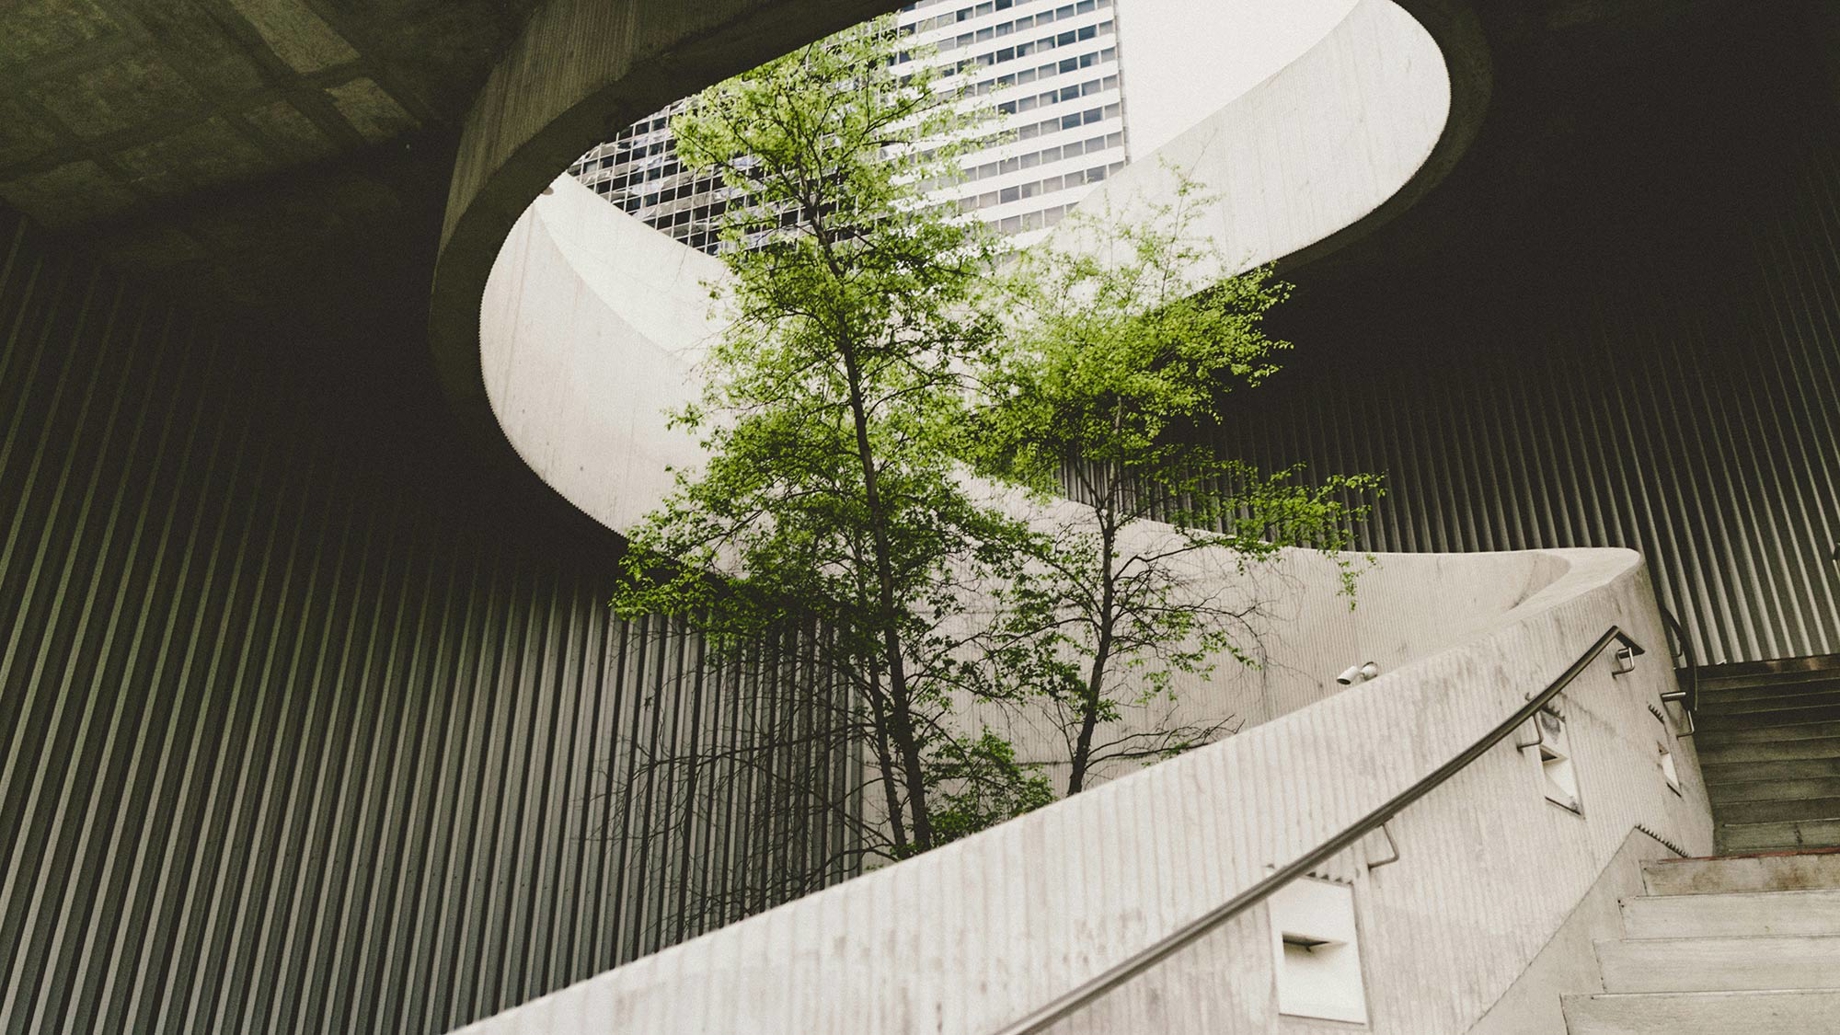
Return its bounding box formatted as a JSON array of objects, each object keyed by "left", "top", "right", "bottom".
[
  {"left": 1707, "top": 777, "right": 1840, "bottom": 804},
  {"left": 1698, "top": 691, "right": 1840, "bottom": 716},
  {"left": 1719, "top": 818, "right": 1840, "bottom": 854},
  {"left": 1702, "top": 757, "right": 1840, "bottom": 782},
  {"left": 1695, "top": 703, "right": 1840, "bottom": 731},
  {"left": 1642, "top": 850, "right": 1840, "bottom": 896},
  {"left": 1696, "top": 654, "right": 1840, "bottom": 683},
  {"left": 1621, "top": 889, "right": 1840, "bottom": 939},
  {"left": 1692, "top": 670, "right": 1840, "bottom": 692},
  {"left": 1712, "top": 795, "right": 1840, "bottom": 825},
  {"left": 1697, "top": 734, "right": 1840, "bottom": 765},
  {"left": 1596, "top": 934, "right": 1840, "bottom": 992},
  {"left": 1685, "top": 670, "right": 1840, "bottom": 692},
  {"left": 1561, "top": 989, "right": 1840, "bottom": 1033},
  {"left": 1694, "top": 721, "right": 1840, "bottom": 748}
]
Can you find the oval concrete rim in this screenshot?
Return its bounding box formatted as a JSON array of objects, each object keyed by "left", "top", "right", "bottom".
[{"left": 427, "top": 0, "right": 1493, "bottom": 486}]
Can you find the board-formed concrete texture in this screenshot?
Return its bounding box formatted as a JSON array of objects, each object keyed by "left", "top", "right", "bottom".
[
  {"left": 10, "top": 0, "right": 1838, "bottom": 1032},
  {"left": 1043, "top": 0, "right": 1452, "bottom": 276},
  {"left": 480, "top": 173, "right": 1624, "bottom": 777},
  {"left": 442, "top": 547, "right": 1709, "bottom": 1034},
  {"left": 432, "top": 0, "right": 1492, "bottom": 473},
  {"left": 455, "top": 1, "right": 1717, "bottom": 1030},
  {"left": 0, "top": 0, "right": 552, "bottom": 308},
  {"left": 478, "top": 0, "right": 1453, "bottom": 544}
]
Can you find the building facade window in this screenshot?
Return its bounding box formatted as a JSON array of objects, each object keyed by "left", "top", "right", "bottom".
[{"left": 568, "top": 0, "right": 1132, "bottom": 253}]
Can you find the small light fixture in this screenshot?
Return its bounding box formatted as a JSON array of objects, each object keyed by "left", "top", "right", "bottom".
[
  {"left": 1272, "top": 878, "right": 1369, "bottom": 1023},
  {"left": 1658, "top": 742, "right": 1681, "bottom": 792},
  {"left": 1537, "top": 709, "right": 1582, "bottom": 812},
  {"left": 1336, "top": 662, "right": 1379, "bottom": 686}
]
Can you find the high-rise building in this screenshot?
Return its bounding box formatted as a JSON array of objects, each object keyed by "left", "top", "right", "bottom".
[{"left": 568, "top": 0, "right": 1130, "bottom": 252}]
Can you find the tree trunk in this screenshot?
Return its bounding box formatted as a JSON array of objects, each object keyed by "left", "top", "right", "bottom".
[
  {"left": 1067, "top": 514, "right": 1119, "bottom": 796},
  {"left": 836, "top": 332, "right": 934, "bottom": 851},
  {"left": 861, "top": 664, "right": 911, "bottom": 855}
]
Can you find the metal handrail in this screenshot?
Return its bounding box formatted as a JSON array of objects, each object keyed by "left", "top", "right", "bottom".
[
  {"left": 1659, "top": 607, "right": 1699, "bottom": 717},
  {"left": 989, "top": 625, "right": 1643, "bottom": 1035}
]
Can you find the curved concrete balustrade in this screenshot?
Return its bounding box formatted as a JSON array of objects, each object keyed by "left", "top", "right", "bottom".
[
  {"left": 451, "top": 547, "right": 1709, "bottom": 1034},
  {"left": 1044, "top": 0, "right": 1454, "bottom": 273},
  {"left": 430, "top": 0, "right": 908, "bottom": 468},
  {"left": 483, "top": 173, "right": 1577, "bottom": 743},
  {"left": 436, "top": 0, "right": 1491, "bottom": 482},
  {"left": 453, "top": 1, "right": 1716, "bottom": 1031},
  {"left": 480, "top": 0, "right": 1465, "bottom": 548},
  {"left": 482, "top": 176, "right": 723, "bottom": 537}
]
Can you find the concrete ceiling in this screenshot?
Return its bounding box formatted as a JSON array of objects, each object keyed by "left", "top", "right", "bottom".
[
  {"left": 0, "top": 0, "right": 541, "bottom": 309},
  {"left": 6, "top": 0, "right": 1820, "bottom": 327}
]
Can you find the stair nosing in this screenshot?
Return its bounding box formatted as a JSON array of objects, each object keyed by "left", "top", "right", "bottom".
[
  {"left": 1598, "top": 933, "right": 1840, "bottom": 945},
  {"left": 1623, "top": 887, "right": 1840, "bottom": 901},
  {"left": 1568, "top": 988, "right": 1840, "bottom": 1000}
]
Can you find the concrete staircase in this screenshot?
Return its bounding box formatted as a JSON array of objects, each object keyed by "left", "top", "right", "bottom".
[
  {"left": 1559, "top": 658, "right": 1840, "bottom": 1031},
  {"left": 1561, "top": 851, "right": 1840, "bottom": 1032},
  {"left": 1694, "top": 655, "right": 1840, "bottom": 853}
]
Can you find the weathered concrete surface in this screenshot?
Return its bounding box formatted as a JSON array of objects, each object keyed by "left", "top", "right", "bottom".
[
  {"left": 1465, "top": 830, "right": 1677, "bottom": 1035},
  {"left": 1643, "top": 850, "right": 1840, "bottom": 897},
  {"left": 0, "top": 0, "right": 921, "bottom": 319},
  {"left": 444, "top": 545, "right": 1709, "bottom": 1034},
  {"left": 481, "top": 174, "right": 1584, "bottom": 747},
  {"left": 1050, "top": 0, "right": 1464, "bottom": 278},
  {"left": 0, "top": 0, "right": 533, "bottom": 203},
  {"left": 1622, "top": 888, "right": 1840, "bottom": 939},
  {"left": 1598, "top": 935, "right": 1840, "bottom": 992},
  {"left": 430, "top": 0, "right": 910, "bottom": 463},
  {"left": 1562, "top": 989, "right": 1840, "bottom": 1034},
  {"left": 0, "top": 0, "right": 546, "bottom": 309},
  {"left": 475, "top": 0, "right": 1462, "bottom": 559}
]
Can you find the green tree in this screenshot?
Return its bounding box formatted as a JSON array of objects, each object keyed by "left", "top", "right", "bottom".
[
  {"left": 967, "top": 178, "right": 1383, "bottom": 795},
  {"left": 611, "top": 18, "right": 1041, "bottom": 871}
]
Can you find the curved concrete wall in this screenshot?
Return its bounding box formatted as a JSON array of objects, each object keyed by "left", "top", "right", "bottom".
[
  {"left": 436, "top": 0, "right": 1492, "bottom": 485},
  {"left": 1052, "top": 0, "right": 1450, "bottom": 274},
  {"left": 452, "top": 547, "right": 1709, "bottom": 1035},
  {"left": 480, "top": 0, "right": 1460, "bottom": 549},
  {"left": 481, "top": 175, "right": 1586, "bottom": 750},
  {"left": 482, "top": 178, "right": 720, "bottom": 537},
  {"left": 451, "top": 3, "right": 1715, "bottom": 1031},
  {"left": 430, "top": 0, "right": 910, "bottom": 465}
]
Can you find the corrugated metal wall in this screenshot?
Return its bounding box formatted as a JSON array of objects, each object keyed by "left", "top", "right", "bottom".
[
  {"left": 1216, "top": 102, "right": 1840, "bottom": 666},
  {"left": 0, "top": 208, "right": 849, "bottom": 1035}
]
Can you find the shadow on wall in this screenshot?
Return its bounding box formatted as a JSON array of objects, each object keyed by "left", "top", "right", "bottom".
[
  {"left": 0, "top": 206, "right": 819, "bottom": 1034},
  {"left": 1216, "top": 0, "right": 1840, "bottom": 665}
]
